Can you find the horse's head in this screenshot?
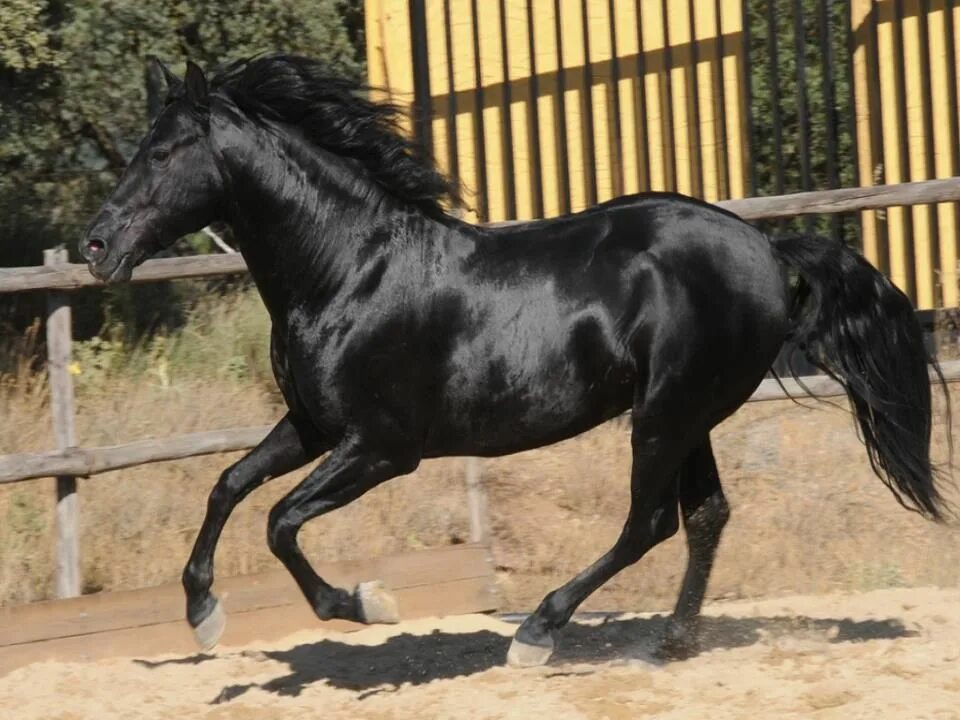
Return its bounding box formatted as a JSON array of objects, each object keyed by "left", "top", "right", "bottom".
[{"left": 81, "top": 60, "right": 224, "bottom": 282}]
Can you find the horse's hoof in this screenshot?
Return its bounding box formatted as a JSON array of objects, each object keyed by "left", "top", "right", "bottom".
[
  {"left": 507, "top": 634, "right": 555, "bottom": 667},
  {"left": 192, "top": 597, "right": 226, "bottom": 651},
  {"left": 656, "top": 620, "right": 699, "bottom": 660},
  {"left": 355, "top": 580, "right": 400, "bottom": 624}
]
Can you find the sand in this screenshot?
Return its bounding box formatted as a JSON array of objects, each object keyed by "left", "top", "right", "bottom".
[{"left": 2, "top": 586, "right": 958, "bottom": 719}]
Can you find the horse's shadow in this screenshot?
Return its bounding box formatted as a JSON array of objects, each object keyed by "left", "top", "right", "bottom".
[{"left": 134, "top": 612, "right": 914, "bottom": 703}]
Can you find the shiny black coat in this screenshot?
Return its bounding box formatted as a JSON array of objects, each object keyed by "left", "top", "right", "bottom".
[{"left": 82, "top": 56, "right": 944, "bottom": 664}]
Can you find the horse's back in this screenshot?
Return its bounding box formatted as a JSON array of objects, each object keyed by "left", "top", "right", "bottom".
[{"left": 424, "top": 194, "right": 790, "bottom": 453}]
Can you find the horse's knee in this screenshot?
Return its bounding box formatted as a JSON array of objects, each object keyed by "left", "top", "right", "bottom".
[
  {"left": 266, "top": 504, "right": 296, "bottom": 558},
  {"left": 651, "top": 502, "right": 681, "bottom": 542}
]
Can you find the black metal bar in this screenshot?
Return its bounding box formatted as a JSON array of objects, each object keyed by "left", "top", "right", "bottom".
[
  {"left": 945, "top": 0, "right": 960, "bottom": 179},
  {"left": 818, "top": 0, "right": 841, "bottom": 243},
  {"left": 470, "top": 0, "right": 489, "bottom": 221},
  {"left": 634, "top": 0, "right": 651, "bottom": 190},
  {"left": 607, "top": 0, "right": 625, "bottom": 198},
  {"left": 947, "top": 0, "right": 960, "bottom": 304},
  {"left": 498, "top": 0, "right": 517, "bottom": 219},
  {"left": 918, "top": 0, "right": 940, "bottom": 305},
  {"left": 408, "top": 0, "right": 433, "bottom": 156},
  {"left": 442, "top": 0, "right": 460, "bottom": 188},
  {"left": 661, "top": 0, "right": 678, "bottom": 191},
  {"left": 687, "top": 0, "right": 703, "bottom": 199},
  {"left": 742, "top": 0, "right": 757, "bottom": 198},
  {"left": 553, "top": 0, "right": 571, "bottom": 214},
  {"left": 793, "top": 0, "right": 814, "bottom": 234},
  {"left": 580, "top": 0, "right": 598, "bottom": 207},
  {"left": 843, "top": 0, "right": 862, "bottom": 247},
  {"left": 892, "top": 0, "right": 917, "bottom": 301},
  {"left": 525, "top": 0, "right": 545, "bottom": 217},
  {"left": 866, "top": 0, "right": 890, "bottom": 275},
  {"left": 766, "top": 0, "right": 785, "bottom": 208},
  {"left": 715, "top": 0, "right": 731, "bottom": 199}
]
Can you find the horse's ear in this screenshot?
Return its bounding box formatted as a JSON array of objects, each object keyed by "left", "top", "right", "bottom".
[
  {"left": 144, "top": 57, "right": 169, "bottom": 125},
  {"left": 184, "top": 60, "right": 209, "bottom": 113},
  {"left": 149, "top": 56, "right": 183, "bottom": 95}
]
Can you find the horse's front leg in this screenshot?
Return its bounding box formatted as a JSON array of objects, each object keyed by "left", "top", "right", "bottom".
[
  {"left": 266, "top": 436, "right": 418, "bottom": 624},
  {"left": 182, "top": 413, "right": 323, "bottom": 649}
]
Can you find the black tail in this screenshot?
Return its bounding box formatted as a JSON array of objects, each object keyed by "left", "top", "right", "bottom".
[{"left": 771, "top": 235, "right": 951, "bottom": 521}]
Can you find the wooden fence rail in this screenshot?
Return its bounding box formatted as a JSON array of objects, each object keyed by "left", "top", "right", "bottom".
[
  {"left": 2, "top": 361, "right": 958, "bottom": 487},
  {"left": 2, "top": 177, "right": 960, "bottom": 295},
  {"left": 2, "top": 179, "right": 959, "bottom": 598}
]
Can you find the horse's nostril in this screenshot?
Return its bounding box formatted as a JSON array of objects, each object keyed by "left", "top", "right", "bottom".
[{"left": 85, "top": 238, "right": 106, "bottom": 256}]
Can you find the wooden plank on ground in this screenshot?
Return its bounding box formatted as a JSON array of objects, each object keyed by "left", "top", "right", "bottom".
[{"left": 0, "top": 544, "right": 496, "bottom": 674}]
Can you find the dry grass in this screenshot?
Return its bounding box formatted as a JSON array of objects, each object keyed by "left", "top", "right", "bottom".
[{"left": 1, "top": 294, "right": 958, "bottom": 611}]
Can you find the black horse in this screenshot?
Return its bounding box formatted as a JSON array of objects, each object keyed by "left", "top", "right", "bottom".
[{"left": 81, "top": 56, "right": 947, "bottom": 667}]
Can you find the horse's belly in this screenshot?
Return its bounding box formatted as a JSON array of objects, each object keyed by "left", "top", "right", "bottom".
[{"left": 424, "top": 352, "right": 634, "bottom": 457}]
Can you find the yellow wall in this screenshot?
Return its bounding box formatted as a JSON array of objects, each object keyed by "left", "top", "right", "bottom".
[
  {"left": 368, "top": 0, "right": 959, "bottom": 309},
  {"left": 366, "top": 0, "right": 749, "bottom": 225},
  {"left": 851, "top": 0, "right": 958, "bottom": 308}
]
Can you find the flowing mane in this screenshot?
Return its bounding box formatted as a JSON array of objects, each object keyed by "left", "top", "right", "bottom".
[{"left": 212, "top": 54, "right": 461, "bottom": 219}]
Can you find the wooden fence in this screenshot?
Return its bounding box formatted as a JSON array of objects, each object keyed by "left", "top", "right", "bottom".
[{"left": 2, "top": 177, "right": 960, "bottom": 600}]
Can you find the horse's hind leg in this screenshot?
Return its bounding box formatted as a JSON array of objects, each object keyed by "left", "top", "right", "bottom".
[
  {"left": 660, "top": 437, "right": 730, "bottom": 658},
  {"left": 507, "top": 413, "right": 688, "bottom": 667},
  {"left": 182, "top": 413, "right": 322, "bottom": 649}
]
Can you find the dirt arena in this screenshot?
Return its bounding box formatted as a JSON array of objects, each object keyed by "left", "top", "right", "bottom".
[
  {"left": 1, "top": 586, "right": 957, "bottom": 719},
  {"left": 2, "top": 348, "right": 958, "bottom": 718}
]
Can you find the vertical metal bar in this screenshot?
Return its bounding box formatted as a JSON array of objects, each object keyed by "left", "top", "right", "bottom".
[
  {"left": 687, "top": 0, "right": 704, "bottom": 198},
  {"left": 45, "top": 248, "right": 80, "bottom": 600},
  {"left": 634, "top": 0, "right": 651, "bottom": 190},
  {"left": 793, "top": 0, "right": 814, "bottom": 234},
  {"left": 844, "top": 0, "right": 863, "bottom": 247},
  {"left": 715, "top": 0, "right": 731, "bottom": 198},
  {"left": 607, "top": 0, "right": 625, "bottom": 198},
  {"left": 443, "top": 0, "right": 460, "bottom": 186},
  {"left": 866, "top": 0, "right": 890, "bottom": 274},
  {"left": 580, "top": 0, "right": 598, "bottom": 207},
  {"left": 742, "top": 0, "right": 758, "bottom": 198},
  {"left": 766, "top": 0, "right": 785, "bottom": 206},
  {"left": 553, "top": 0, "right": 571, "bottom": 214},
  {"left": 408, "top": 0, "right": 433, "bottom": 156},
  {"left": 945, "top": 0, "right": 960, "bottom": 178},
  {"left": 471, "top": 0, "right": 489, "bottom": 221},
  {"left": 940, "top": 0, "right": 960, "bottom": 305},
  {"left": 893, "top": 0, "right": 917, "bottom": 298},
  {"left": 917, "top": 0, "right": 941, "bottom": 306},
  {"left": 498, "top": 0, "right": 517, "bottom": 219},
  {"left": 912, "top": 0, "right": 941, "bottom": 306},
  {"left": 819, "top": 0, "right": 841, "bottom": 242},
  {"left": 661, "top": 0, "right": 678, "bottom": 191},
  {"left": 525, "top": 0, "right": 545, "bottom": 217},
  {"left": 949, "top": 1, "right": 960, "bottom": 179}
]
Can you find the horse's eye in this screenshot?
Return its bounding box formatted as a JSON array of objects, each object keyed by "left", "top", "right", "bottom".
[{"left": 151, "top": 148, "right": 171, "bottom": 165}]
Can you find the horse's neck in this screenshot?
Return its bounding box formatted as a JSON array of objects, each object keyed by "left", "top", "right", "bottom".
[{"left": 219, "top": 125, "right": 394, "bottom": 316}]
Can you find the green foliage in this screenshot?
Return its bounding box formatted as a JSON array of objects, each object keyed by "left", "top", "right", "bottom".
[
  {"left": 71, "top": 284, "right": 273, "bottom": 393},
  {"left": 0, "top": 0, "right": 363, "bottom": 340},
  {"left": 0, "top": 0, "right": 60, "bottom": 70}
]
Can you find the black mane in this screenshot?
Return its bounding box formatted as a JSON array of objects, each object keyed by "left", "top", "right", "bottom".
[{"left": 212, "top": 54, "right": 461, "bottom": 219}]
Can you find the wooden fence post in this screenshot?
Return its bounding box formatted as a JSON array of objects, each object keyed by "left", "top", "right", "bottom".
[
  {"left": 464, "top": 457, "right": 488, "bottom": 544},
  {"left": 44, "top": 248, "right": 80, "bottom": 599}
]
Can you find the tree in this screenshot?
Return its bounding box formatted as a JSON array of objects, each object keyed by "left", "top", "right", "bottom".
[{"left": 0, "top": 0, "right": 363, "bottom": 338}]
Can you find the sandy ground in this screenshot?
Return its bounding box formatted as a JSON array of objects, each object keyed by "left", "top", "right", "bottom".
[{"left": 3, "top": 586, "right": 958, "bottom": 720}]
